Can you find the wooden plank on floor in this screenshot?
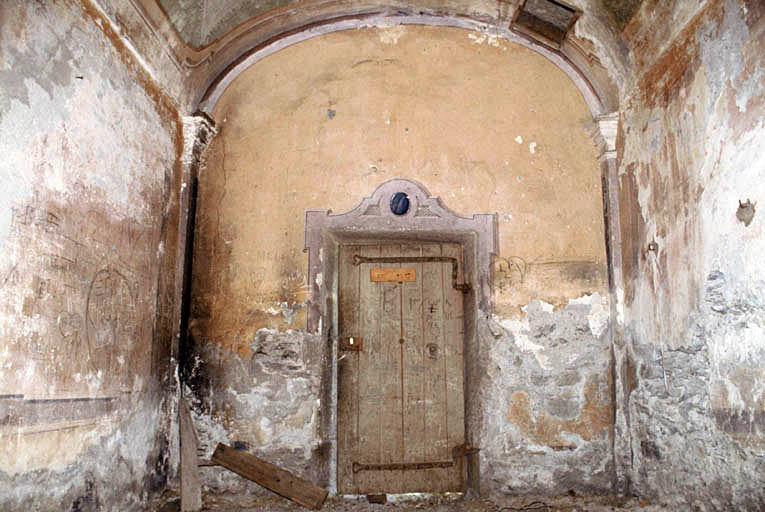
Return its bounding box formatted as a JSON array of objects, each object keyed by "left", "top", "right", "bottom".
[
  {"left": 211, "top": 443, "right": 328, "bottom": 510},
  {"left": 179, "top": 398, "right": 202, "bottom": 512}
]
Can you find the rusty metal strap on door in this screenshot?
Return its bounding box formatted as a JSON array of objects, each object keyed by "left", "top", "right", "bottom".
[
  {"left": 352, "top": 255, "right": 470, "bottom": 293},
  {"left": 352, "top": 461, "right": 454, "bottom": 473},
  {"left": 352, "top": 444, "right": 479, "bottom": 473}
]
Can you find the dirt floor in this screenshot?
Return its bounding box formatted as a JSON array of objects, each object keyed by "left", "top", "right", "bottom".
[{"left": 150, "top": 491, "right": 667, "bottom": 511}]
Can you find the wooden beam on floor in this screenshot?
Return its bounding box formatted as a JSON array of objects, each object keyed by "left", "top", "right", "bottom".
[
  {"left": 211, "top": 443, "right": 328, "bottom": 510},
  {"left": 179, "top": 399, "right": 202, "bottom": 511}
]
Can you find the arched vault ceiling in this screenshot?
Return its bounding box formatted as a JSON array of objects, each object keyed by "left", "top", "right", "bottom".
[
  {"left": 143, "top": 0, "right": 639, "bottom": 112},
  {"left": 159, "top": 0, "right": 643, "bottom": 48}
]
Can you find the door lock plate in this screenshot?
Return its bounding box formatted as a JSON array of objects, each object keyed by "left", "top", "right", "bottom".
[{"left": 340, "top": 336, "right": 363, "bottom": 351}]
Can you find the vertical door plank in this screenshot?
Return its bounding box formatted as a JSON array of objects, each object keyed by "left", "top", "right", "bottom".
[
  {"left": 357, "top": 244, "right": 383, "bottom": 492},
  {"left": 420, "top": 243, "right": 448, "bottom": 490},
  {"left": 337, "top": 245, "right": 360, "bottom": 494},
  {"left": 400, "top": 244, "right": 425, "bottom": 493},
  {"left": 442, "top": 242, "right": 466, "bottom": 489},
  {"left": 378, "top": 244, "right": 404, "bottom": 492}
]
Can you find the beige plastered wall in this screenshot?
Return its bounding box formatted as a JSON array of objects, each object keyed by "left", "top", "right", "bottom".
[{"left": 193, "top": 25, "right": 608, "bottom": 355}]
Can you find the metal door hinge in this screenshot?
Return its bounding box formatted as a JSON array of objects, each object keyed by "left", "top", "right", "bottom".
[
  {"left": 353, "top": 460, "right": 454, "bottom": 473},
  {"left": 353, "top": 444, "right": 479, "bottom": 473},
  {"left": 452, "top": 443, "right": 480, "bottom": 458}
]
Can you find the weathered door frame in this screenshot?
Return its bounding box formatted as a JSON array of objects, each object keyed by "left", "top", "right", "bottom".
[{"left": 304, "top": 178, "right": 497, "bottom": 495}]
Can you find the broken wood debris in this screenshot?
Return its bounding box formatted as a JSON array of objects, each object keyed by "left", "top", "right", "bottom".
[{"left": 211, "top": 443, "right": 328, "bottom": 510}]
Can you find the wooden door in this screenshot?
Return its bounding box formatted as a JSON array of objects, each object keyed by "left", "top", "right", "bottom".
[{"left": 337, "top": 243, "right": 465, "bottom": 494}]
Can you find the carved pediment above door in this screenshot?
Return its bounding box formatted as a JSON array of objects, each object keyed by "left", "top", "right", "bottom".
[{"left": 304, "top": 178, "right": 498, "bottom": 333}]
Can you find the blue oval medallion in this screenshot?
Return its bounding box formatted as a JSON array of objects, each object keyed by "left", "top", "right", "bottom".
[{"left": 390, "top": 192, "right": 410, "bottom": 215}]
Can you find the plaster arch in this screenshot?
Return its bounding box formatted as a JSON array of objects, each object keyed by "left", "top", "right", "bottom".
[
  {"left": 151, "top": 0, "right": 632, "bottom": 113},
  {"left": 186, "top": 20, "right": 622, "bottom": 496},
  {"left": 196, "top": 14, "right": 610, "bottom": 118},
  {"left": 182, "top": 9, "right": 626, "bottom": 301},
  {"left": 122, "top": 2, "right": 631, "bottom": 149},
  {"left": 187, "top": 14, "right": 624, "bottom": 316},
  {"left": 190, "top": 20, "right": 622, "bottom": 332},
  {"left": 191, "top": 14, "right": 624, "bottom": 299}
]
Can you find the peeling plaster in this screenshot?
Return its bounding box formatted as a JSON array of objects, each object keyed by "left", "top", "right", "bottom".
[
  {"left": 1, "top": 0, "right": 180, "bottom": 508},
  {"left": 480, "top": 296, "right": 614, "bottom": 497},
  {"left": 616, "top": 0, "right": 765, "bottom": 506}
]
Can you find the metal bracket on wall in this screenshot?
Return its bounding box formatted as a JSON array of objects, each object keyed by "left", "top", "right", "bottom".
[{"left": 352, "top": 255, "right": 471, "bottom": 293}]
